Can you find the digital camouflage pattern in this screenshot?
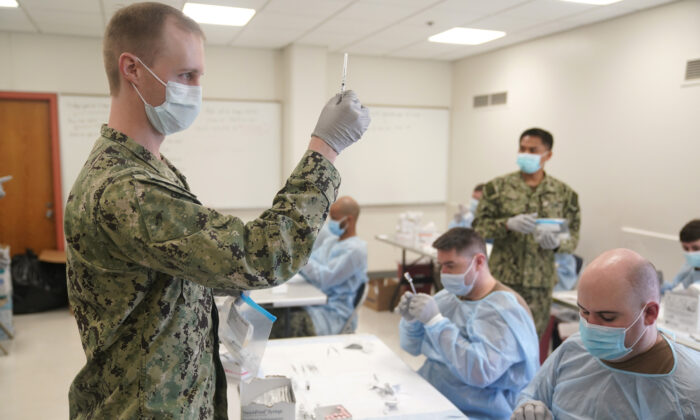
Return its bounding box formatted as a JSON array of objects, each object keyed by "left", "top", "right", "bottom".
[
  {"left": 64, "top": 125, "right": 340, "bottom": 419},
  {"left": 268, "top": 307, "right": 316, "bottom": 338},
  {"left": 473, "top": 171, "right": 580, "bottom": 335}
]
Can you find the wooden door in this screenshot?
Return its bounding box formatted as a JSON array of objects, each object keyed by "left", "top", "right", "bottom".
[{"left": 0, "top": 94, "right": 62, "bottom": 257}]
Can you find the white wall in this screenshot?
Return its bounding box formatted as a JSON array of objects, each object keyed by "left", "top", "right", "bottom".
[
  {"left": 325, "top": 54, "right": 452, "bottom": 273},
  {"left": 450, "top": 0, "right": 700, "bottom": 280}
]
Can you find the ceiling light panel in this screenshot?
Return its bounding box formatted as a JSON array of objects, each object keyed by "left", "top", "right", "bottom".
[
  {"left": 429, "top": 27, "right": 506, "bottom": 45},
  {"left": 183, "top": 3, "right": 256, "bottom": 26}
]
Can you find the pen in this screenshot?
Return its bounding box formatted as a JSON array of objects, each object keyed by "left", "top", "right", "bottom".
[{"left": 340, "top": 53, "right": 348, "bottom": 93}]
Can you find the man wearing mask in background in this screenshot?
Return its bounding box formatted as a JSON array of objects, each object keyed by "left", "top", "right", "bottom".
[
  {"left": 269, "top": 196, "right": 368, "bottom": 337},
  {"left": 64, "top": 3, "right": 370, "bottom": 418},
  {"left": 398, "top": 228, "right": 539, "bottom": 420},
  {"left": 474, "top": 128, "right": 580, "bottom": 337},
  {"left": 449, "top": 183, "right": 484, "bottom": 229},
  {"left": 661, "top": 219, "right": 700, "bottom": 294},
  {"left": 512, "top": 249, "right": 700, "bottom": 419}
]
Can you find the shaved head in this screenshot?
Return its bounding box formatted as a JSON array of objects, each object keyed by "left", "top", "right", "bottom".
[
  {"left": 582, "top": 249, "right": 659, "bottom": 305},
  {"left": 331, "top": 196, "right": 360, "bottom": 220},
  {"left": 577, "top": 248, "right": 663, "bottom": 359}
]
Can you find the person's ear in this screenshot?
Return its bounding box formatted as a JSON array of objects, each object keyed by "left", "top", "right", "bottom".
[
  {"left": 119, "top": 53, "right": 140, "bottom": 85},
  {"left": 643, "top": 302, "right": 660, "bottom": 326},
  {"left": 475, "top": 253, "right": 486, "bottom": 271},
  {"left": 542, "top": 149, "right": 553, "bottom": 163}
]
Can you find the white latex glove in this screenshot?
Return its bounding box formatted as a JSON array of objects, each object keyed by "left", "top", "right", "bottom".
[
  {"left": 454, "top": 203, "right": 468, "bottom": 221},
  {"left": 398, "top": 291, "right": 415, "bottom": 322},
  {"left": 506, "top": 213, "right": 538, "bottom": 234},
  {"left": 511, "top": 400, "right": 553, "bottom": 420},
  {"left": 408, "top": 293, "right": 440, "bottom": 324},
  {"left": 535, "top": 230, "right": 560, "bottom": 250},
  {"left": 311, "top": 90, "right": 371, "bottom": 154}
]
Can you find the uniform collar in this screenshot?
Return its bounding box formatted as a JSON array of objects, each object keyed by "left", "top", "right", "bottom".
[{"left": 100, "top": 125, "right": 189, "bottom": 188}]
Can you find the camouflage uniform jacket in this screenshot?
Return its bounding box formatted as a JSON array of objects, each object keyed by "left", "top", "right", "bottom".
[
  {"left": 64, "top": 125, "right": 340, "bottom": 419},
  {"left": 473, "top": 171, "right": 580, "bottom": 289}
]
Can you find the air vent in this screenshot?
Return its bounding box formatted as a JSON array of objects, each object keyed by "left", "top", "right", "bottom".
[
  {"left": 686, "top": 59, "right": 700, "bottom": 81},
  {"left": 473, "top": 91, "right": 508, "bottom": 108},
  {"left": 490, "top": 92, "right": 507, "bottom": 105},
  {"left": 473, "top": 94, "right": 489, "bottom": 108}
]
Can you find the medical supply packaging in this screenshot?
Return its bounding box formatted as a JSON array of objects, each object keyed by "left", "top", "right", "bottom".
[
  {"left": 219, "top": 294, "right": 276, "bottom": 383},
  {"left": 241, "top": 376, "right": 296, "bottom": 420}
]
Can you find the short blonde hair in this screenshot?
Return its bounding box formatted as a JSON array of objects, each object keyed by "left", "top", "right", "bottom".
[{"left": 103, "top": 2, "right": 204, "bottom": 95}]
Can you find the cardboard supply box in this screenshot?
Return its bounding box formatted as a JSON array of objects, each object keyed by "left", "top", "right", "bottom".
[
  {"left": 363, "top": 277, "right": 399, "bottom": 312},
  {"left": 240, "top": 376, "right": 295, "bottom": 420},
  {"left": 662, "top": 292, "right": 700, "bottom": 334}
]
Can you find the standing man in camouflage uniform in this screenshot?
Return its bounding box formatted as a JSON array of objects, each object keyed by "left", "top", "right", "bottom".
[
  {"left": 64, "top": 3, "right": 370, "bottom": 419},
  {"left": 473, "top": 128, "right": 580, "bottom": 337}
]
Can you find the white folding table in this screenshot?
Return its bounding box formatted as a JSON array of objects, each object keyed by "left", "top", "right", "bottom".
[{"left": 229, "top": 333, "right": 467, "bottom": 419}]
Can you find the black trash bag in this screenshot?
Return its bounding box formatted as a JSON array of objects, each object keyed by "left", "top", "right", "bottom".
[{"left": 11, "top": 249, "right": 68, "bottom": 314}]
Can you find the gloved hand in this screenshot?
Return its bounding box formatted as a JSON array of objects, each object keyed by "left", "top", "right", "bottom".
[
  {"left": 535, "top": 230, "right": 560, "bottom": 250},
  {"left": 510, "top": 400, "right": 552, "bottom": 420},
  {"left": 397, "top": 291, "right": 415, "bottom": 322},
  {"left": 312, "top": 90, "right": 371, "bottom": 154},
  {"left": 408, "top": 293, "right": 440, "bottom": 324},
  {"left": 453, "top": 204, "right": 468, "bottom": 222},
  {"left": 506, "top": 213, "right": 538, "bottom": 234}
]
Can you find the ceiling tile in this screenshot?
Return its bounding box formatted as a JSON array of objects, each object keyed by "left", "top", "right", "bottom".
[
  {"left": 20, "top": 0, "right": 101, "bottom": 13},
  {"left": 502, "top": 0, "right": 595, "bottom": 21},
  {"left": 469, "top": 14, "right": 535, "bottom": 33},
  {"left": 233, "top": 27, "right": 304, "bottom": 48},
  {"left": 264, "top": 0, "right": 354, "bottom": 18},
  {"left": 199, "top": 24, "right": 244, "bottom": 45},
  {"left": 188, "top": 0, "right": 267, "bottom": 8},
  {"left": 101, "top": 0, "right": 183, "bottom": 24},
  {"left": 298, "top": 18, "right": 385, "bottom": 49},
  {"left": 29, "top": 10, "right": 104, "bottom": 37},
  {"left": 433, "top": 0, "right": 531, "bottom": 16},
  {"left": 389, "top": 39, "right": 461, "bottom": 60},
  {"left": 246, "top": 10, "right": 322, "bottom": 30},
  {"left": 336, "top": 0, "right": 429, "bottom": 23},
  {"left": 0, "top": 7, "right": 36, "bottom": 33}
]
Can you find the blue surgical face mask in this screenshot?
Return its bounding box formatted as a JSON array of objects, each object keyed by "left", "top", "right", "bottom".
[
  {"left": 328, "top": 217, "right": 346, "bottom": 237},
  {"left": 441, "top": 257, "right": 478, "bottom": 297},
  {"left": 131, "top": 57, "right": 202, "bottom": 135},
  {"left": 516, "top": 153, "right": 544, "bottom": 174},
  {"left": 469, "top": 198, "right": 479, "bottom": 214},
  {"left": 685, "top": 251, "right": 700, "bottom": 268},
  {"left": 578, "top": 307, "right": 647, "bottom": 361}
]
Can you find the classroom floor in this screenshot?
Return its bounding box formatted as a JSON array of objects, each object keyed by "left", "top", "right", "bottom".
[{"left": 0, "top": 305, "right": 425, "bottom": 420}]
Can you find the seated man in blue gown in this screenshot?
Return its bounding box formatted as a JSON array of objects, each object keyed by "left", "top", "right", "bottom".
[
  {"left": 512, "top": 248, "right": 700, "bottom": 420},
  {"left": 661, "top": 219, "right": 700, "bottom": 294},
  {"left": 270, "top": 196, "right": 367, "bottom": 337},
  {"left": 399, "top": 227, "right": 539, "bottom": 420}
]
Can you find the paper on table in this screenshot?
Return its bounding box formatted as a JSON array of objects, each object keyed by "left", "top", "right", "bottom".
[{"left": 271, "top": 284, "right": 289, "bottom": 294}]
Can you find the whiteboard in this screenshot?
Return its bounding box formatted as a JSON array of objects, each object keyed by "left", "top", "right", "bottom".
[
  {"left": 58, "top": 95, "right": 281, "bottom": 209},
  {"left": 333, "top": 106, "right": 449, "bottom": 205}
]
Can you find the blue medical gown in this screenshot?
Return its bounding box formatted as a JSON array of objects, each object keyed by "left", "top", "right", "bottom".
[
  {"left": 661, "top": 263, "right": 700, "bottom": 294},
  {"left": 554, "top": 253, "right": 578, "bottom": 291},
  {"left": 399, "top": 290, "right": 539, "bottom": 420},
  {"left": 517, "top": 333, "right": 700, "bottom": 419},
  {"left": 448, "top": 212, "right": 475, "bottom": 229},
  {"left": 300, "top": 235, "right": 368, "bottom": 335}
]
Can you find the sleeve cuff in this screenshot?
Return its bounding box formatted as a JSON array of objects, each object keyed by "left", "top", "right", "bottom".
[
  {"left": 293, "top": 151, "right": 341, "bottom": 204},
  {"left": 425, "top": 313, "right": 445, "bottom": 327}
]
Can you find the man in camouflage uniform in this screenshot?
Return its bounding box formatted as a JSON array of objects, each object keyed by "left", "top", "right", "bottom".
[
  {"left": 65, "top": 3, "right": 369, "bottom": 419},
  {"left": 473, "top": 128, "right": 580, "bottom": 337}
]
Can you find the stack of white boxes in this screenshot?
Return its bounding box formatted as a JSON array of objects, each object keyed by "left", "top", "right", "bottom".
[{"left": 0, "top": 245, "right": 13, "bottom": 355}]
